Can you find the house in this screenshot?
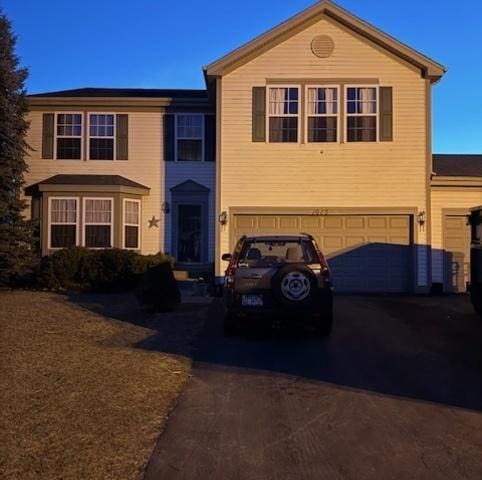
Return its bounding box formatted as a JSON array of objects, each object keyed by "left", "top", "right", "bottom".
[{"left": 23, "top": 0, "right": 482, "bottom": 293}]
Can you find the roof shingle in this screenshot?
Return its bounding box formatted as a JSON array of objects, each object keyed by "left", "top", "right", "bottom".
[
  {"left": 25, "top": 175, "right": 149, "bottom": 196},
  {"left": 433, "top": 154, "right": 482, "bottom": 177},
  {"left": 28, "top": 87, "right": 208, "bottom": 99}
]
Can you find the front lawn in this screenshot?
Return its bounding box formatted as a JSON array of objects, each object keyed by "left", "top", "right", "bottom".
[{"left": 0, "top": 290, "right": 205, "bottom": 480}]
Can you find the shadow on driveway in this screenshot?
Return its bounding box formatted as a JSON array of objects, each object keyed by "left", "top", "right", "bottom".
[
  {"left": 194, "top": 295, "right": 482, "bottom": 411},
  {"left": 71, "top": 292, "right": 482, "bottom": 412}
]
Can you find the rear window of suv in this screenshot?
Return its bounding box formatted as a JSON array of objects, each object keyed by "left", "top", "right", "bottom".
[{"left": 238, "top": 239, "right": 317, "bottom": 268}]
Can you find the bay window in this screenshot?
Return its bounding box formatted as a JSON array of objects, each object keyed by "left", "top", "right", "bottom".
[
  {"left": 346, "top": 87, "right": 378, "bottom": 142},
  {"left": 83, "top": 198, "right": 113, "bottom": 248},
  {"left": 123, "top": 199, "right": 140, "bottom": 249},
  {"left": 307, "top": 87, "right": 338, "bottom": 142},
  {"left": 268, "top": 87, "right": 299, "bottom": 143},
  {"left": 49, "top": 198, "right": 78, "bottom": 248}
]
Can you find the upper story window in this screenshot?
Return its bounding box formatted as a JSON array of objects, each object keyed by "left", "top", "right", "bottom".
[
  {"left": 89, "top": 114, "right": 115, "bottom": 160},
  {"left": 176, "top": 114, "right": 203, "bottom": 161},
  {"left": 268, "top": 87, "right": 299, "bottom": 143},
  {"left": 307, "top": 87, "right": 338, "bottom": 143},
  {"left": 83, "top": 198, "right": 113, "bottom": 248},
  {"left": 346, "top": 87, "right": 377, "bottom": 142},
  {"left": 56, "top": 114, "right": 82, "bottom": 160},
  {"left": 49, "top": 197, "right": 78, "bottom": 248}
]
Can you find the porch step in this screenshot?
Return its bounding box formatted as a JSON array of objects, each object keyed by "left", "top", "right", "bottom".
[
  {"left": 174, "top": 263, "right": 215, "bottom": 282},
  {"left": 173, "top": 270, "right": 190, "bottom": 281}
]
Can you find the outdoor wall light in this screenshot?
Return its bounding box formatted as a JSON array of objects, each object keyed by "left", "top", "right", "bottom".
[
  {"left": 218, "top": 211, "right": 228, "bottom": 225},
  {"left": 417, "top": 210, "right": 426, "bottom": 226},
  {"left": 161, "top": 201, "right": 170, "bottom": 214}
]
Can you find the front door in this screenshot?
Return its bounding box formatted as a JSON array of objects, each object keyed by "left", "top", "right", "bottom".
[{"left": 178, "top": 204, "right": 202, "bottom": 263}]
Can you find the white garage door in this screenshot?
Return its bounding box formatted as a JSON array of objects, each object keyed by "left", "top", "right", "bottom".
[{"left": 232, "top": 214, "right": 413, "bottom": 293}]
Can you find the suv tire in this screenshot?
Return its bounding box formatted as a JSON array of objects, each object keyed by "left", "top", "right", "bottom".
[{"left": 271, "top": 264, "right": 318, "bottom": 309}]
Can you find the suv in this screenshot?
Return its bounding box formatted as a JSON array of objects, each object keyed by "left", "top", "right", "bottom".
[
  {"left": 222, "top": 234, "right": 333, "bottom": 335},
  {"left": 470, "top": 206, "right": 482, "bottom": 317}
]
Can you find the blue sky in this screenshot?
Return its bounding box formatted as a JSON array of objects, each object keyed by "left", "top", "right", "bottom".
[{"left": 3, "top": 0, "right": 481, "bottom": 153}]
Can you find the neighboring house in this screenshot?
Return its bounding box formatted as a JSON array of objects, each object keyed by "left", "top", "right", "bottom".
[
  {"left": 23, "top": 0, "right": 482, "bottom": 293},
  {"left": 431, "top": 155, "right": 482, "bottom": 293}
]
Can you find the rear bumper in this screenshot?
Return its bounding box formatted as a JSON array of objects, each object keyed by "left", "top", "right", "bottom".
[{"left": 224, "top": 287, "right": 333, "bottom": 318}]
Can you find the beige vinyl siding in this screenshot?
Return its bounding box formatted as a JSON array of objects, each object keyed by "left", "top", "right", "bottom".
[
  {"left": 24, "top": 110, "right": 164, "bottom": 255},
  {"left": 218, "top": 16, "right": 429, "bottom": 282},
  {"left": 431, "top": 187, "right": 482, "bottom": 284}
]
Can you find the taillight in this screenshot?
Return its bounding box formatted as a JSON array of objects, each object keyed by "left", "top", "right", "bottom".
[
  {"left": 225, "top": 250, "right": 240, "bottom": 289},
  {"left": 313, "top": 241, "right": 330, "bottom": 277}
]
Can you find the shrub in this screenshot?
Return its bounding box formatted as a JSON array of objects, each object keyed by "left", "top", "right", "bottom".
[
  {"left": 37, "top": 247, "right": 174, "bottom": 293},
  {"left": 135, "top": 262, "right": 180, "bottom": 312},
  {"left": 86, "top": 249, "right": 139, "bottom": 292},
  {"left": 37, "top": 247, "right": 92, "bottom": 291}
]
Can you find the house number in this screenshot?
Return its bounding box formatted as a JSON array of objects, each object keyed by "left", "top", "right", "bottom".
[{"left": 312, "top": 209, "right": 329, "bottom": 216}]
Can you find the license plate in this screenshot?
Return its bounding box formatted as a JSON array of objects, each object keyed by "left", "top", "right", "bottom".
[{"left": 242, "top": 294, "right": 263, "bottom": 307}]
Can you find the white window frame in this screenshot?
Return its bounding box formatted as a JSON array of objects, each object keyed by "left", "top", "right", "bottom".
[
  {"left": 122, "top": 198, "right": 141, "bottom": 250},
  {"left": 47, "top": 196, "right": 80, "bottom": 249},
  {"left": 344, "top": 85, "right": 379, "bottom": 143},
  {"left": 54, "top": 112, "right": 84, "bottom": 160},
  {"left": 305, "top": 85, "right": 340, "bottom": 144},
  {"left": 266, "top": 85, "right": 300, "bottom": 144},
  {"left": 82, "top": 197, "right": 114, "bottom": 249},
  {"left": 87, "top": 112, "right": 116, "bottom": 161},
  {"left": 174, "top": 113, "right": 205, "bottom": 162}
]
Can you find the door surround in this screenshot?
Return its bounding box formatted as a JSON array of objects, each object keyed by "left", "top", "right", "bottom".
[{"left": 170, "top": 180, "right": 210, "bottom": 264}]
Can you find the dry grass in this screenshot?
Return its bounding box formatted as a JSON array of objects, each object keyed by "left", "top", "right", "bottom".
[{"left": 0, "top": 290, "right": 206, "bottom": 480}]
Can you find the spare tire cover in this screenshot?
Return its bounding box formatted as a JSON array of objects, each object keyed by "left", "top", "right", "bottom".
[{"left": 272, "top": 264, "right": 317, "bottom": 307}]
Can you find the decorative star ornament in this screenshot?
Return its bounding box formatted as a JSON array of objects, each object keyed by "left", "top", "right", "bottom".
[{"left": 148, "top": 216, "right": 160, "bottom": 228}]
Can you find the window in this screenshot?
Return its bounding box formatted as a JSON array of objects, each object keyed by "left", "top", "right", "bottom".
[
  {"left": 56, "top": 114, "right": 82, "bottom": 159},
  {"left": 346, "top": 87, "right": 377, "bottom": 142},
  {"left": 123, "top": 199, "right": 140, "bottom": 249},
  {"left": 268, "top": 87, "right": 299, "bottom": 143},
  {"left": 49, "top": 198, "right": 78, "bottom": 248},
  {"left": 89, "top": 114, "right": 115, "bottom": 160},
  {"left": 238, "top": 239, "right": 317, "bottom": 268},
  {"left": 307, "top": 87, "right": 338, "bottom": 142},
  {"left": 176, "top": 114, "right": 203, "bottom": 161},
  {"left": 83, "top": 198, "right": 113, "bottom": 248}
]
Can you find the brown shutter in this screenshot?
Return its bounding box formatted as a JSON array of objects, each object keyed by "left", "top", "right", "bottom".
[
  {"left": 163, "top": 114, "right": 175, "bottom": 161},
  {"left": 252, "top": 87, "right": 266, "bottom": 142},
  {"left": 116, "top": 114, "right": 128, "bottom": 160},
  {"left": 379, "top": 87, "right": 393, "bottom": 142},
  {"left": 42, "top": 113, "right": 54, "bottom": 159},
  {"left": 204, "top": 114, "right": 216, "bottom": 161}
]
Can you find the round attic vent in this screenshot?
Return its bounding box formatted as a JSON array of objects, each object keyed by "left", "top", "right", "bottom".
[{"left": 311, "top": 35, "right": 335, "bottom": 58}]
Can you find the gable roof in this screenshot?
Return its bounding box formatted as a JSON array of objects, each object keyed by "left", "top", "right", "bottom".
[
  {"left": 170, "top": 180, "right": 210, "bottom": 193},
  {"left": 204, "top": 0, "right": 446, "bottom": 82},
  {"left": 433, "top": 154, "right": 482, "bottom": 178}
]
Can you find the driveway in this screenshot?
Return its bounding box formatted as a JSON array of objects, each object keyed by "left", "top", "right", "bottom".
[{"left": 144, "top": 295, "right": 482, "bottom": 480}]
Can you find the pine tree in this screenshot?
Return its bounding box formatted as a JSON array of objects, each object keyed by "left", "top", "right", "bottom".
[{"left": 0, "top": 10, "right": 33, "bottom": 285}]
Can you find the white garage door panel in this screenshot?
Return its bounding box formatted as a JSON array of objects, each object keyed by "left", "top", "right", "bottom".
[{"left": 232, "top": 214, "right": 413, "bottom": 293}]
